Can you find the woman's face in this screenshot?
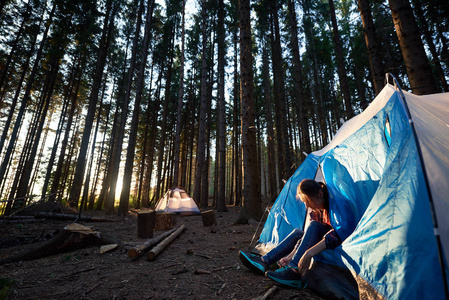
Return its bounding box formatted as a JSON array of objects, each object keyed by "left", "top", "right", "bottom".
[{"left": 299, "top": 190, "right": 324, "bottom": 210}]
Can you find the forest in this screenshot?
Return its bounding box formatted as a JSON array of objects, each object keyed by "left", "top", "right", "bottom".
[{"left": 0, "top": 0, "right": 448, "bottom": 220}]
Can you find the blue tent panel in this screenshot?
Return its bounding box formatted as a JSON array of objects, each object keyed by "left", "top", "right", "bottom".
[{"left": 257, "top": 85, "right": 448, "bottom": 299}]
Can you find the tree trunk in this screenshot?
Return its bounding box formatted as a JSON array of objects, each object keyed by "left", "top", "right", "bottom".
[
  {"left": 68, "top": 0, "right": 116, "bottom": 208},
  {"left": 89, "top": 100, "right": 111, "bottom": 210},
  {"left": 194, "top": 0, "right": 209, "bottom": 208},
  {"left": 0, "top": 0, "right": 31, "bottom": 100},
  {"left": 118, "top": 0, "right": 155, "bottom": 216},
  {"left": 107, "top": 0, "right": 147, "bottom": 214},
  {"left": 232, "top": 13, "right": 241, "bottom": 207},
  {"left": 287, "top": 0, "right": 311, "bottom": 158},
  {"left": 0, "top": 2, "right": 56, "bottom": 214},
  {"left": 357, "top": 0, "right": 386, "bottom": 95},
  {"left": 388, "top": 0, "right": 438, "bottom": 95},
  {"left": 173, "top": 0, "right": 186, "bottom": 188},
  {"left": 155, "top": 47, "right": 174, "bottom": 201},
  {"left": 270, "top": 1, "right": 293, "bottom": 181},
  {"left": 50, "top": 74, "right": 82, "bottom": 200},
  {"left": 216, "top": 0, "right": 227, "bottom": 212},
  {"left": 413, "top": 1, "right": 448, "bottom": 92},
  {"left": 262, "top": 39, "right": 276, "bottom": 201},
  {"left": 237, "top": 0, "right": 262, "bottom": 223},
  {"left": 42, "top": 56, "right": 83, "bottom": 198},
  {"left": 14, "top": 50, "right": 62, "bottom": 204},
  {"left": 329, "top": 0, "right": 354, "bottom": 118}
]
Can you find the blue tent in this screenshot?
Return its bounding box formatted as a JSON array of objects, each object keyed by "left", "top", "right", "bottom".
[{"left": 257, "top": 81, "right": 449, "bottom": 299}]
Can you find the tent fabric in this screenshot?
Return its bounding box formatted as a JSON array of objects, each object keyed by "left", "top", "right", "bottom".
[
  {"left": 405, "top": 90, "right": 449, "bottom": 262},
  {"left": 257, "top": 84, "right": 448, "bottom": 299},
  {"left": 155, "top": 188, "right": 201, "bottom": 215}
]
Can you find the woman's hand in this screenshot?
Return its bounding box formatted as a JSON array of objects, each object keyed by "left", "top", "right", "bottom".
[
  {"left": 297, "top": 239, "right": 327, "bottom": 276},
  {"left": 298, "top": 251, "right": 313, "bottom": 276},
  {"left": 278, "top": 256, "right": 292, "bottom": 267}
]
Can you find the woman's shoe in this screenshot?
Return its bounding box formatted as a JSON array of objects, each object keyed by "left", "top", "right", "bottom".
[
  {"left": 265, "top": 266, "right": 306, "bottom": 289},
  {"left": 239, "top": 251, "right": 268, "bottom": 275}
]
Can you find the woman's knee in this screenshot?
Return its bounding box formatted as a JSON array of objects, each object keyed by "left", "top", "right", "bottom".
[
  {"left": 307, "top": 220, "right": 326, "bottom": 231},
  {"left": 291, "top": 228, "right": 303, "bottom": 238},
  {"left": 306, "top": 220, "right": 327, "bottom": 235}
]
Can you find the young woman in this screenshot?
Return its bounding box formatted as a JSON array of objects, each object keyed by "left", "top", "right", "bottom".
[{"left": 239, "top": 179, "right": 342, "bottom": 288}]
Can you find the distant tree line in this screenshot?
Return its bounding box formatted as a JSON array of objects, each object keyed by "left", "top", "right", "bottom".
[{"left": 0, "top": 0, "right": 447, "bottom": 221}]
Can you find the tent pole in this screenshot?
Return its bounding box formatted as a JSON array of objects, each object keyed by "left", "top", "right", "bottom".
[{"left": 387, "top": 73, "right": 449, "bottom": 299}]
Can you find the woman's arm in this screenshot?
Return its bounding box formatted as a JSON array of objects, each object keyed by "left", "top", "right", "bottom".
[{"left": 297, "top": 238, "right": 327, "bottom": 276}]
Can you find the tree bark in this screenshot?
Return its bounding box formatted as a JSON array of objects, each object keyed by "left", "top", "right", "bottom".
[
  {"left": 14, "top": 52, "right": 62, "bottom": 204},
  {"left": 0, "top": 2, "right": 56, "bottom": 215},
  {"left": 232, "top": 7, "right": 241, "bottom": 206},
  {"left": 413, "top": 1, "right": 448, "bottom": 92},
  {"left": 388, "top": 0, "right": 438, "bottom": 95},
  {"left": 172, "top": 0, "right": 186, "bottom": 188},
  {"left": 269, "top": 1, "right": 293, "bottom": 181},
  {"left": 68, "top": 0, "right": 116, "bottom": 208},
  {"left": 0, "top": 0, "right": 31, "bottom": 99},
  {"left": 287, "top": 0, "right": 311, "bottom": 158},
  {"left": 155, "top": 45, "right": 174, "bottom": 201},
  {"left": 329, "top": 0, "right": 354, "bottom": 118},
  {"left": 357, "top": 0, "right": 386, "bottom": 95},
  {"left": 237, "top": 0, "right": 262, "bottom": 223},
  {"left": 194, "top": 0, "right": 209, "bottom": 208},
  {"left": 261, "top": 39, "right": 276, "bottom": 201},
  {"left": 216, "top": 0, "right": 227, "bottom": 212},
  {"left": 119, "top": 0, "right": 155, "bottom": 216}
]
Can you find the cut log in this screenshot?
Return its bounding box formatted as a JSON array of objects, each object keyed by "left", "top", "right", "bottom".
[
  {"left": 127, "top": 227, "right": 177, "bottom": 259},
  {"left": 0, "top": 223, "right": 118, "bottom": 265},
  {"left": 0, "top": 218, "right": 45, "bottom": 224},
  {"left": 0, "top": 215, "right": 35, "bottom": 220},
  {"left": 201, "top": 210, "right": 217, "bottom": 227},
  {"left": 34, "top": 212, "right": 115, "bottom": 222},
  {"left": 100, "top": 244, "right": 118, "bottom": 254},
  {"left": 251, "top": 285, "right": 279, "bottom": 300},
  {"left": 147, "top": 224, "right": 186, "bottom": 261},
  {"left": 154, "top": 213, "right": 176, "bottom": 230},
  {"left": 137, "top": 210, "right": 155, "bottom": 238}
]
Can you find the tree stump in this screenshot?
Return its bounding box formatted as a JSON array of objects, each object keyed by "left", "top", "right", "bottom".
[
  {"left": 155, "top": 213, "right": 176, "bottom": 230},
  {"left": 0, "top": 223, "right": 118, "bottom": 265},
  {"left": 201, "top": 210, "right": 217, "bottom": 227},
  {"left": 137, "top": 210, "right": 156, "bottom": 239}
]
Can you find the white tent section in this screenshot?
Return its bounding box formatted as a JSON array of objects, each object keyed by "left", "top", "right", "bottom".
[
  {"left": 155, "top": 188, "right": 201, "bottom": 215},
  {"left": 405, "top": 89, "right": 449, "bottom": 262}
]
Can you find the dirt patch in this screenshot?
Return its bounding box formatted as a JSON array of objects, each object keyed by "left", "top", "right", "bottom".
[{"left": 0, "top": 206, "right": 325, "bottom": 299}]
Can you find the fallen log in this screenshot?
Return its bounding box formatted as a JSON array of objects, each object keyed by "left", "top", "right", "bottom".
[
  {"left": 251, "top": 285, "right": 279, "bottom": 300},
  {"left": 100, "top": 244, "right": 118, "bottom": 254},
  {"left": 147, "top": 224, "right": 186, "bottom": 261},
  {"left": 0, "top": 223, "right": 119, "bottom": 265},
  {"left": 0, "top": 218, "right": 45, "bottom": 224},
  {"left": 34, "top": 212, "right": 115, "bottom": 222},
  {"left": 0, "top": 215, "right": 35, "bottom": 220},
  {"left": 127, "top": 227, "right": 177, "bottom": 259}
]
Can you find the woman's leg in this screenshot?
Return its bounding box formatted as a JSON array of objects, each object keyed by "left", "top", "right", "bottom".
[
  {"left": 262, "top": 228, "right": 304, "bottom": 265},
  {"left": 288, "top": 221, "right": 329, "bottom": 268}
]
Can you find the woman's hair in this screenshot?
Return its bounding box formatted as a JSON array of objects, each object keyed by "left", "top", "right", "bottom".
[{"left": 297, "top": 179, "right": 329, "bottom": 211}]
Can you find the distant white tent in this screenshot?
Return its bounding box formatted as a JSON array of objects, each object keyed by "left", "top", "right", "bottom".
[{"left": 155, "top": 188, "right": 201, "bottom": 215}]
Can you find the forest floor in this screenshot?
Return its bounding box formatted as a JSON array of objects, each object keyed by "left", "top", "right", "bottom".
[{"left": 0, "top": 204, "right": 326, "bottom": 300}]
